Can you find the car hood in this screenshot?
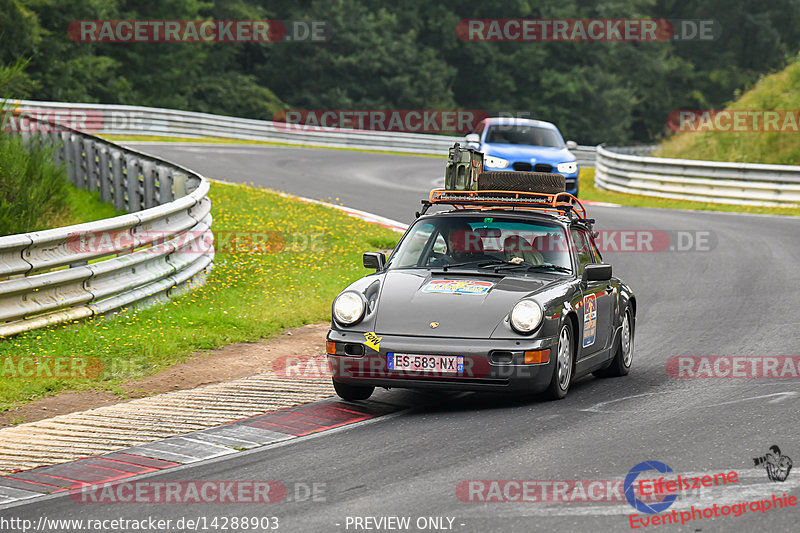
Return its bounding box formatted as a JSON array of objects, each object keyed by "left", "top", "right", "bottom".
[
  {"left": 483, "top": 143, "right": 575, "bottom": 164},
  {"left": 374, "top": 270, "right": 550, "bottom": 338}
]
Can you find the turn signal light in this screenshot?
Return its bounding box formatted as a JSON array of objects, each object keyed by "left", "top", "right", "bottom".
[
  {"left": 524, "top": 349, "right": 550, "bottom": 364},
  {"left": 326, "top": 340, "right": 337, "bottom": 355}
]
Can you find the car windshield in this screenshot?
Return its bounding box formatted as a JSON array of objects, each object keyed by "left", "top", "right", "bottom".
[
  {"left": 485, "top": 125, "right": 564, "bottom": 148},
  {"left": 387, "top": 216, "right": 572, "bottom": 273}
]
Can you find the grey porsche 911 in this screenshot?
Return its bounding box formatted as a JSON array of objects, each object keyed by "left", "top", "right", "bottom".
[{"left": 326, "top": 174, "right": 636, "bottom": 402}]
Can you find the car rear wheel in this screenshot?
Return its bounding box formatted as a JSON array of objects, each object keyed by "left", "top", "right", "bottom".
[
  {"left": 543, "top": 321, "right": 574, "bottom": 400},
  {"left": 593, "top": 307, "right": 634, "bottom": 378},
  {"left": 332, "top": 379, "right": 374, "bottom": 401},
  {"left": 478, "top": 171, "right": 566, "bottom": 194}
]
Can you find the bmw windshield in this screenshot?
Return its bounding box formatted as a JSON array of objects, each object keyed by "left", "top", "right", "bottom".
[
  {"left": 386, "top": 215, "right": 572, "bottom": 273},
  {"left": 485, "top": 125, "right": 564, "bottom": 148}
]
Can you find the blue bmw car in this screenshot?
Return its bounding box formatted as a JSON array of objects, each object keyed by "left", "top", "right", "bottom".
[{"left": 465, "top": 117, "right": 579, "bottom": 196}]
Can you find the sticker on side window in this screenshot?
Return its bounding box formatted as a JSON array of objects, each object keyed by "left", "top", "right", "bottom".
[
  {"left": 583, "top": 294, "right": 597, "bottom": 348},
  {"left": 422, "top": 280, "right": 493, "bottom": 295}
]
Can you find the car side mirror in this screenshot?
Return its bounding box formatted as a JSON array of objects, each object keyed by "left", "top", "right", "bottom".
[
  {"left": 363, "top": 252, "right": 386, "bottom": 270},
  {"left": 464, "top": 133, "right": 480, "bottom": 149},
  {"left": 566, "top": 140, "right": 578, "bottom": 150},
  {"left": 583, "top": 264, "right": 612, "bottom": 282}
]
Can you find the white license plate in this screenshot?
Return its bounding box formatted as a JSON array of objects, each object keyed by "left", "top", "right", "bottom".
[{"left": 388, "top": 353, "right": 464, "bottom": 373}]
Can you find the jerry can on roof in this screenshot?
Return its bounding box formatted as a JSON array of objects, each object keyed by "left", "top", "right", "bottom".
[{"left": 444, "top": 143, "right": 484, "bottom": 191}]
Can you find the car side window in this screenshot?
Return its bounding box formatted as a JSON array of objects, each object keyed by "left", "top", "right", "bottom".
[
  {"left": 570, "top": 228, "right": 595, "bottom": 272},
  {"left": 391, "top": 222, "right": 435, "bottom": 268}
]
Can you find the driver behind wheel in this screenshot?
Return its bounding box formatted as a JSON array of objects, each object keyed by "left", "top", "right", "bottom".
[{"left": 503, "top": 234, "right": 543, "bottom": 265}]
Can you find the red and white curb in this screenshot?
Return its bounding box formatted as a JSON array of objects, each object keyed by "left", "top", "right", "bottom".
[{"left": 0, "top": 399, "right": 403, "bottom": 507}]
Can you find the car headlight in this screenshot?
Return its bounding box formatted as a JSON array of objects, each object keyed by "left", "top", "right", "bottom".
[
  {"left": 556, "top": 162, "right": 578, "bottom": 174},
  {"left": 333, "top": 291, "right": 366, "bottom": 325},
  {"left": 484, "top": 155, "right": 509, "bottom": 169},
  {"left": 510, "top": 300, "right": 543, "bottom": 334}
]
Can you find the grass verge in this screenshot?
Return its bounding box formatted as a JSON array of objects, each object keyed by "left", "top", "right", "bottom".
[
  {"left": 579, "top": 167, "right": 800, "bottom": 216},
  {"left": 46, "top": 186, "right": 127, "bottom": 229},
  {"left": 102, "top": 134, "right": 441, "bottom": 158},
  {"left": 0, "top": 182, "right": 400, "bottom": 411}
]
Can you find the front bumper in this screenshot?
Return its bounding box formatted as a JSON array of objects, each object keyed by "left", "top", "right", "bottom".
[{"left": 327, "top": 331, "right": 558, "bottom": 393}]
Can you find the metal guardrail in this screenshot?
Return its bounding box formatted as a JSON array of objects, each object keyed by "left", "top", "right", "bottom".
[
  {"left": 0, "top": 112, "right": 214, "bottom": 337},
  {"left": 595, "top": 145, "right": 800, "bottom": 207},
  {"left": 7, "top": 99, "right": 598, "bottom": 165}
]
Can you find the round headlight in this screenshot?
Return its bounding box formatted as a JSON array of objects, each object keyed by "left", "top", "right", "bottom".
[
  {"left": 333, "top": 291, "right": 366, "bottom": 325},
  {"left": 510, "top": 300, "right": 543, "bottom": 333}
]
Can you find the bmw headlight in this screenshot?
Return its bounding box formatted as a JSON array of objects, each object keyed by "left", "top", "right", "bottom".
[
  {"left": 510, "top": 300, "right": 543, "bottom": 334},
  {"left": 333, "top": 291, "right": 366, "bottom": 325},
  {"left": 484, "top": 155, "right": 510, "bottom": 169},
  {"left": 556, "top": 162, "right": 578, "bottom": 174}
]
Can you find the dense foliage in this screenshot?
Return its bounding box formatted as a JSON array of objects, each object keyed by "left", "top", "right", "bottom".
[
  {"left": 0, "top": 127, "right": 68, "bottom": 235},
  {"left": 3, "top": 0, "right": 800, "bottom": 144}
]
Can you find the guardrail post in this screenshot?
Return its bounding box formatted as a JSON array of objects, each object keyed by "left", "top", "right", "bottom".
[
  {"left": 141, "top": 161, "right": 157, "bottom": 209},
  {"left": 110, "top": 150, "right": 126, "bottom": 212},
  {"left": 84, "top": 139, "right": 98, "bottom": 192},
  {"left": 97, "top": 146, "right": 111, "bottom": 203},
  {"left": 157, "top": 165, "right": 174, "bottom": 203},
  {"left": 173, "top": 173, "right": 187, "bottom": 198},
  {"left": 73, "top": 134, "right": 85, "bottom": 189},
  {"left": 49, "top": 129, "right": 62, "bottom": 166},
  {"left": 126, "top": 155, "right": 142, "bottom": 212}
]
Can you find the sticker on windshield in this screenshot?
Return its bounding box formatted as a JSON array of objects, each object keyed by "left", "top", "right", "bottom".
[
  {"left": 422, "top": 280, "right": 494, "bottom": 295},
  {"left": 582, "top": 294, "right": 597, "bottom": 348}
]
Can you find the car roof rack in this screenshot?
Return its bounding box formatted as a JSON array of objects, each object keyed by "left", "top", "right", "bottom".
[{"left": 419, "top": 189, "right": 590, "bottom": 224}]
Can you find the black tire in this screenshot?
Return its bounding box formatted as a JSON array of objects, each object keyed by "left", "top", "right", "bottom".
[
  {"left": 332, "top": 379, "right": 374, "bottom": 401},
  {"left": 593, "top": 307, "right": 634, "bottom": 378},
  {"left": 478, "top": 171, "right": 566, "bottom": 194},
  {"left": 543, "top": 321, "right": 574, "bottom": 400}
]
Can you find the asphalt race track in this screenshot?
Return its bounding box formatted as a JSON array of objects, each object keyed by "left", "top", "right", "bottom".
[{"left": 3, "top": 143, "right": 800, "bottom": 532}]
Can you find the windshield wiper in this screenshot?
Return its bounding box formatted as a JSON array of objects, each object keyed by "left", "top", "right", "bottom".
[
  {"left": 476, "top": 260, "right": 514, "bottom": 268},
  {"left": 441, "top": 260, "right": 490, "bottom": 271},
  {"left": 483, "top": 262, "right": 572, "bottom": 273},
  {"left": 526, "top": 264, "right": 572, "bottom": 273}
]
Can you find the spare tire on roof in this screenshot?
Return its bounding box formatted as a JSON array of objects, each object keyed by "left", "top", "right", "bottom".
[{"left": 477, "top": 171, "right": 566, "bottom": 194}]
